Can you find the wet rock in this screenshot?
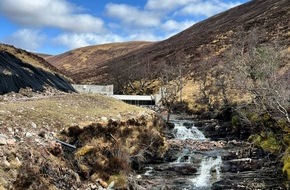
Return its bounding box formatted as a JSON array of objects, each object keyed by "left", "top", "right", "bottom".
[
  {"left": 212, "top": 167, "right": 287, "bottom": 190},
  {"left": 155, "top": 163, "right": 197, "bottom": 175},
  {"left": 183, "top": 122, "right": 194, "bottom": 128},
  {"left": 166, "top": 122, "right": 175, "bottom": 129},
  {"left": 0, "top": 138, "right": 6, "bottom": 145}
]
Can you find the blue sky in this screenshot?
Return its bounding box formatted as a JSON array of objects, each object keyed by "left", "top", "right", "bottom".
[{"left": 0, "top": 0, "right": 249, "bottom": 55}]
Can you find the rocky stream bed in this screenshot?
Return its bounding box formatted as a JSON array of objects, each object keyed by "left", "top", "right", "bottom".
[{"left": 135, "top": 119, "right": 288, "bottom": 190}]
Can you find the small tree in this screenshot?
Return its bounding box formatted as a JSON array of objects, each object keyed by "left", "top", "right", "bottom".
[
  {"left": 229, "top": 30, "right": 290, "bottom": 125},
  {"left": 195, "top": 47, "right": 218, "bottom": 110},
  {"left": 159, "top": 61, "right": 185, "bottom": 122}
]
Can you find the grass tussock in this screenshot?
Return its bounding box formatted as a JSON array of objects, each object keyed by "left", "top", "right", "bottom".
[
  {"left": 61, "top": 113, "right": 167, "bottom": 188},
  {"left": 0, "top": 93, "right": 164, "bottom": 189}
]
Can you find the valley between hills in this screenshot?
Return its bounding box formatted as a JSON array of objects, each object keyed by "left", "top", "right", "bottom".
[{"left": 0, "top": 0, "right": 290, "bottom": 189}]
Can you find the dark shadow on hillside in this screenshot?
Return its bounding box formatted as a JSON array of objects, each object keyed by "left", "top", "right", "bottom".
[{"left": 0, "top": 51, "right": 75, "bottom": 95}]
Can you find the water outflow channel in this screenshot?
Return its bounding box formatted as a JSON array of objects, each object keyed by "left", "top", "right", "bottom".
[
  {"left": 141, "top": 120, "right": 225, "bottom": 190},
  {"left": 139, "top": 119, "right": 287, "bottom": 190},
  {"left": 172, "top": 120, "right": 222, "bottom": 189}
]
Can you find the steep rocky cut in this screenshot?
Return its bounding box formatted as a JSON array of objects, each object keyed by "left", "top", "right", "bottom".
[{"left": 0, "top": 47, "right": 75, "bottom": 94}]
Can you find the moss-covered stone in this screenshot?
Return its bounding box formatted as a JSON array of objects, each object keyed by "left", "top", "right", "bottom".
[
  {"left": 283, "top": 133, "right": 290, "bottom": 146},
  {"left": 231, "top": 115, "right": 240, "bottom": 126},
  {"left": 260, "top": 136, "right": 282, "bottom": 154},
  {"left": 250, "top": 132, "right": 282, "bottom": 154},
  {"left": 282, "top": 147, "right": 290, "bottom": 180},
  {"left": 108, "top": 173, "right": 127, "bottom": 189}
]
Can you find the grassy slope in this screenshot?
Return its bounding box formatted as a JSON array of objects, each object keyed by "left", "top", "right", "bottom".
[{"left": 0, "top": 93, "right": 150, "bottom": 129}]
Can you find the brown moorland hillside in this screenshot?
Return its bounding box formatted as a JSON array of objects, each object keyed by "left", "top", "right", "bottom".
[
  {"left": 46, "top": 41, "right": 153, "bottom": 77},
  {"left": 47, "top": 0, "right": 289, "bottom": 95}
]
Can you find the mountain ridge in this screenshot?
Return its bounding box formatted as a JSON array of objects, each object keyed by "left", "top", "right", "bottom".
[{"left": 47, "top": 0, "right": 290, "bottom": 92}]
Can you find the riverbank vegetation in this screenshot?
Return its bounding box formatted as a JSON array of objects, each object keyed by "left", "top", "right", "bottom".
[
  {"left": 0, "top": 93, "right": 167, "bottom": 189},
  {"left": 189, "top": 31, "right": 290, "bottom": 181},
  {"left": 159, "top": 30, "right": 290, "bottom": 181}
]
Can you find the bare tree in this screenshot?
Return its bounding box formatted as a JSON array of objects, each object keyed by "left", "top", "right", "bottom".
[
  {"left": 127, "top": 61, "right": 159, "bottom": 95},
  {"left": 159, "top": 61, "right": 185, "bottom": 122},
  {"left": 213, "top": 64, "right": 230, "bottom": 106},
  {"left": 229, "top": 30, "right": 290, "bottom": 125},
  {"left": 195, "top": 47, "right": 219, "bottom": 110},
  {"left": 112, "top": 60, "right": 160, "bottom": 95}
]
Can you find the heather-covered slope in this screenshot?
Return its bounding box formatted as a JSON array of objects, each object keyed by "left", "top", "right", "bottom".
[
  {"left": 0, "top": 44, "right": 75, "bottom": 94},
  {"left": 48, "top": 0, "right": 290, "bottom": 89},
  {"left": 46, "top": 41, "right": 153, "bottom": 77}
]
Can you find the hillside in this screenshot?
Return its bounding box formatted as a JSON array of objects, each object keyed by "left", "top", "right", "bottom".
[
  {"left": 0, "top": 44, "right": 75, "bottom": 94},
  {"left": 46, "top": 41, "right": 153, "bottom": 77},
  {"left": 47, "top": 0, "right": 290, "bottom": 94}
]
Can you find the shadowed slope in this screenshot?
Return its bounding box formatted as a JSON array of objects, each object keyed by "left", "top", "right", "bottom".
[{"left": 0, "top": 50, "right": 75, "bottom": 95}]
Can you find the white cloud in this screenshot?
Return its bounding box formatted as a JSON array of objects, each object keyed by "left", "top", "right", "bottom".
[
  {"left": 105, "top": 3, "right": 161, "bottom": 28},
  {"left": 0, "top": 0, "right": 246, "bottom": 54},
  {"left": 127, "top": 32, "right": 163, "bottom": 42},
  {"left": 53, "top": 30, "right": 166, "bottom": 50},
  {"left": 4, "top": 29, "right": 45, "bottom": 51},
  {"left": 53, "top": 33, "right": 125, "bottom": 49},
  {"left": 145, "top": 0, "right": 193, "bottom": 11},
  {"left": 178, "top": 0, "right": 241, "bottom": 17},
  {"left": 162, "top": 20, "right": 196, "bottom": 32},
  {"left": 0, "top": 0, "right": 104, "bottom": 33}
]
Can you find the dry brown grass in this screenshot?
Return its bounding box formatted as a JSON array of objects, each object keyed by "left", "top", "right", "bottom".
[
  {"left": 0, "top": 93, "right": 165, "bottom": 189},
  {"left": 0, "top": 93, "right": 150, "bottom": 130}
]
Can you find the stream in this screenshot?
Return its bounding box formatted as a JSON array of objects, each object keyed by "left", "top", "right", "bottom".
[{"left": 137, "top": 119, "right": 287, "bottom": 190}]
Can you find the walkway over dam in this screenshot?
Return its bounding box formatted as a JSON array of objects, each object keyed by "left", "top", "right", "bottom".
[{"left": 72, "top": 84, "right": 160, "bottom": 106}]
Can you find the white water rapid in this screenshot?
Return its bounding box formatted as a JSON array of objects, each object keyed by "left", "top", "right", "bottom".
[
  {"left": 142, "top": 119, "right": 223, "bottom": 189},
  {"left": 172, "top": 121, "right": 206, "bottom": 140},
  {"left": 190, "top": 156, "right": 222, "bottom": 188},
  {"left": 174, "top": 149, "right": 192, "bottom": 164}
]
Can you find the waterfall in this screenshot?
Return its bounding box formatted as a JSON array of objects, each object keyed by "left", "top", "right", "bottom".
[
  {"left": 171, "top": 121, "right": 206, "bottom": 140},
  {"left": 173, "top": 125, "right": 206, "bottom": 140},
  {"left": 144, "top": 166, "right": 153, "bottom": 176},
  {"left": 190, "top": 156, "right": 222, "bottom": 188}
]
